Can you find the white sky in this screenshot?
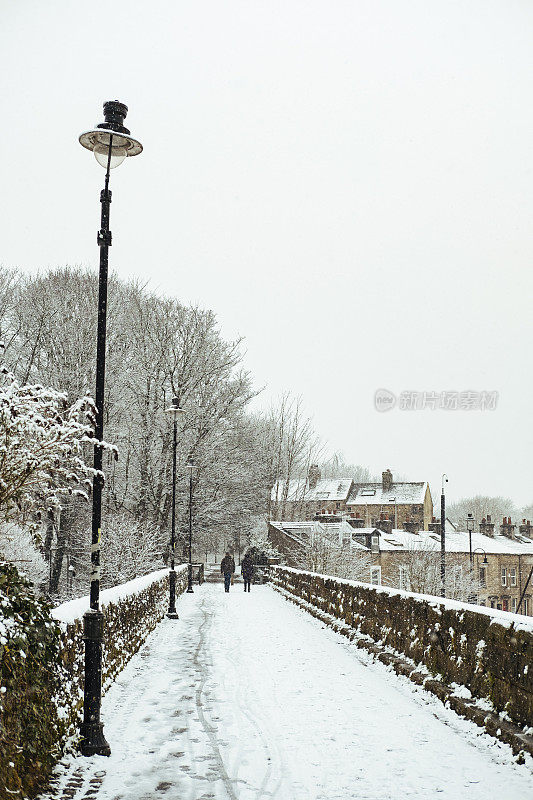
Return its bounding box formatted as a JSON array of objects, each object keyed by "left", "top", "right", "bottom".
[{"left": 1, "top": 1, "right": 532, "bottom": 507}]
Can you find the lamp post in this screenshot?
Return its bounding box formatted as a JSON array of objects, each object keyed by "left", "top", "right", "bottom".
[
  {"left": 165, "top": 397, "right": 185, "bottom": 617},
  {"left": 78, "top": 101, "right": 142, "bottom": 757},
  {"left": 186, "top": 458, "right": 197, "bottom": 592},
  {"left": 466, "top": 513, "right": 475, "bottom": 570},
  {"left": 440, "top": 474, "right": 448, "bottom": 597}
]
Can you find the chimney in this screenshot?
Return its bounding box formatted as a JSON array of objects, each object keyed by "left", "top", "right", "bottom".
[
  {"left": 479, "top": 515, "right": 495, "bottom": 537},
  {"left": 350, "top": 513, "right": 366, "bottom": 529},
  {"left": 500, "top": 516, "right": 516, "bottom": 539},
  {"left": 378, "top": 512, "right": 393, "bottom": 535},
  {"left": 428, "top": 516, "right": 441, "bottom": 535},
  {"left": 519, "top": 519, "right": 533, "bottom": 538},
  {"left": 308, "top": 464, "right": 321, "bottom": 491},
  {"left": 403, "top": 519, "right": 419, "bottom": 533},
  {"left": 382, "top": 469, "right": 393, "bottom": 493}
]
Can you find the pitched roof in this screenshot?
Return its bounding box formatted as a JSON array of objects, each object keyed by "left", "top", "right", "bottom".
[
  {"left": 347, "top": 482, "right": 428, "bottom": 506},
  {"left": 271, "top": 478, "right": 353, "bottom": 503},
  {"left": 377, "top": 528, "right": 533, "bottom": 555}
]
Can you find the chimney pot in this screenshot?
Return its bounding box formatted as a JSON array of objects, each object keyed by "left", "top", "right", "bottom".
[
  {"left": 487, "top": 514, "right": 491, "bottom": 522},
  {"left": 382, "top": 469, "right": 393, "bottom": 493}
]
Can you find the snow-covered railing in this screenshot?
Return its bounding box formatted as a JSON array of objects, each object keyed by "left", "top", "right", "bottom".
[{"left": 271, "top": 566, "right": 533, "bottom": 732}]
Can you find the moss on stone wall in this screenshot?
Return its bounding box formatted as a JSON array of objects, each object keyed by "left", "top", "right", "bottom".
[{"left": 272, "top": 566, "right": 533, "bottom": 728}]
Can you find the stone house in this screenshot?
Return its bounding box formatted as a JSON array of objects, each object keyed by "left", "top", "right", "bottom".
[
  {"left": 268, "top": 515, "right": 533, "bottom": 615},
  {"left": 271, "top": 467, "right": 433, "bottom": 529},
  {"left": 345, "top": 468, "right": 433, "bottom": 530},
  {"left": 364, "top": 518, "right": 533, "bottom": 615}
]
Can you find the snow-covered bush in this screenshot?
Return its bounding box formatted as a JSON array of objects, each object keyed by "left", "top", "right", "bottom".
[
  {"left": 99, "top": 514, "right": 167, "bottom": 588},
  {"left": 0, "top": 522, "right": 48, "bottom": 588},
  {"left": 0, "top": 562, "right": 69, "bottom": 798},
  {"left": 0, "top": 564, "right": 187, "bottom": 799}
]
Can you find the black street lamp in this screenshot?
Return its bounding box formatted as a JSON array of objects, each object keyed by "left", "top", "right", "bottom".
[
  {"left": 186, "top": 458, "right": 197, "bottom": 593},
  {"left": 473, "top": 547, "right": 488, "bottom": 565},
  {"left": 78, "top": 101, "right": 142, "bottom": 757},
  {"left": 165, "top": 397, "right": 185, "bottom": 618},
  {"left": 440, "top": 474, "right": 448, "bottom": 597},
  {"left": 466, "top": 513, "right": 475, "bottom": 570}
]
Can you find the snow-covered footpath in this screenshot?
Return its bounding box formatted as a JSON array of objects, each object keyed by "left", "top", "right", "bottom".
[{"left": 41, "top": 584, "right": 533, "bottom": 800}]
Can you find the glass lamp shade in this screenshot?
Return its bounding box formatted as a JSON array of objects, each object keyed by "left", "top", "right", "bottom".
[
  {"left": 93, "top": 142, "right": 127, "bottom": 169},
  {"left": 79, "top": 128, "right": 142, "bottom": 168}
]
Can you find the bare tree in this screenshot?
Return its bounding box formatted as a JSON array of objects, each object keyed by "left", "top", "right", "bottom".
[
  {"left": 447, "top": 496, "right": 517, "bottom": 530},
  {"left": 384, "top": 541, "right": 482, "bottom": 601}
]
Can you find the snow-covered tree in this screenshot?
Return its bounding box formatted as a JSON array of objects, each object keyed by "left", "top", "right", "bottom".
[
  {"left": 384, "top": 541, "right": 481, "bottom": 601},
  {"left": 0, "top": 369, "right": 113, "bottom": 535},
  {"left": 300, "top": 536, "right": 372, "bottom": 581},
  {"left": 0, "top": 522, "right": 48, "bottom": 588},
  {"left": 447, "top": 496, "right": 516, "bottom": 530}
]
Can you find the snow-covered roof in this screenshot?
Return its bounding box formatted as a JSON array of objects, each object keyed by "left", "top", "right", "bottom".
[
  {"left": 377, "top": 529, "right": 533, "bottom": 555},
  {"left": 271, "top": 478, "right": 353, "bottom": 503},
  {"left": 347, "top": 482, "right": 428, "bottom": 506}
]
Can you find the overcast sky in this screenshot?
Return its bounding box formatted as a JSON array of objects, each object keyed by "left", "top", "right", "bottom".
[{"left": 1, "top": 1, "right": 532, "bottom": 507}]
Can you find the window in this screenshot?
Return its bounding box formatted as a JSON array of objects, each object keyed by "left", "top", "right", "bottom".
[
  {"left": 371, "top": 535, "right": 379, "bottom": 546},
  {"left": 512, "top": 597, "right": 517, "bottom": 613},
  {"left": 361, "top": 489, "right": 376, "bottom": 496},
  {"left": 524, "top": 598, "right": 529, "bottom": 616},
  {"left": 399, "top": 566, "right": 408, "bottom": 591},
  {"left": 479, "top": 567, "right": 486, "bottom": 587},
  {"left": 509, "top": 568, "right": 517, "bottom": 587},
  {"left": 501, "top": 567, "right": 507, "bottom": 587},
  {"left": 370, "top": 566, "right": 382, "bottom": 586},
  {"left": 502, "top": 599, "right": 509, "bottom": 612}
]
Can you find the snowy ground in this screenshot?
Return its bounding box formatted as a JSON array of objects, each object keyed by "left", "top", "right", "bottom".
[{"left": 42, "top": 584, "right": 533, "bottom": 800}]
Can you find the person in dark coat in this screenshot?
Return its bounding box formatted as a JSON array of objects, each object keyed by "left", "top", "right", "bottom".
[
  {"left": 241, "top": 552, "right": 254, "bottom": 592},
  {"left": 220, "top": 552, "right": 235, "bottom": 592}
]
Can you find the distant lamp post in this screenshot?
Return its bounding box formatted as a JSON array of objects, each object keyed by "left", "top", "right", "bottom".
[
  {"left": 186, "top": 458, "right": 197, "bottom": 592},
  {"left": 165, "top": 397, "right": 185, "bottom": 617},
  {"left": 473, "top": 547, "right": 488, "bottom": 565},
  {"left": 466, "top": 513, "right": 475, "bottom": 570},
  {"left": 78, "top": 100, "right": 142, "bottom": 757},
  {"left": 440, "top": 474, "right": 448, "bottom": 597}
]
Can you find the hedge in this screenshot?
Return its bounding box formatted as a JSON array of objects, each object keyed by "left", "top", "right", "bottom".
[{"left": 0, "top": 563, "right": 188, "bottom": 799}]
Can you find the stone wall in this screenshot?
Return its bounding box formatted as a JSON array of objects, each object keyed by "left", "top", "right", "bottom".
[{"left": 270, "top": 566, "right": 533, "bottom": 730}]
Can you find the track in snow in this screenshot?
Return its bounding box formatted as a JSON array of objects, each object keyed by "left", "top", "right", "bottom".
[{"left": 40, "top": 584, "right": 533, "bottom": 800}]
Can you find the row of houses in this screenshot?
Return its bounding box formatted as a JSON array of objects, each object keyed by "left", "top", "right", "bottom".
[
  {"left": 268, "top": 517, "right": 533, "bottom": 614},
  {"left": 269, "top": 470, "right": 533, "bottom": 615}
]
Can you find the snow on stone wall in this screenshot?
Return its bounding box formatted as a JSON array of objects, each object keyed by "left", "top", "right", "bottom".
[
  {"left": 1, "top": 565, "right": 187, "bottom": 799},
  {"left": 271, "top": 566, "right": 533, "bottom": 730},
  {"left": 55, "top": 565, "right": 188, "bottom": 738}
]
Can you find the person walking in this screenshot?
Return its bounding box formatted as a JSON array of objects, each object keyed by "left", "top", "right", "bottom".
[
  {"left": 220, "top": 552, "right": 235, "bottom": 592},
  {"left": 241, "top": 551, "right": 254, "bottom": 592}
]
